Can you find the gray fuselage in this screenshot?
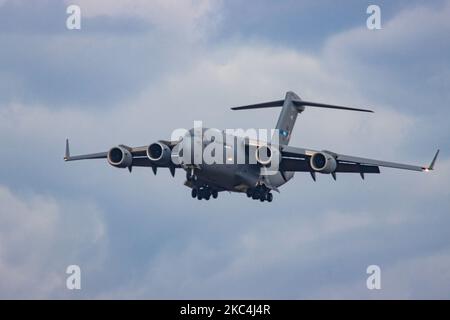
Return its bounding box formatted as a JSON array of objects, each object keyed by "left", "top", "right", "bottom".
[{"left": 178, "top": 128, "right": 294, "bottom": 193}]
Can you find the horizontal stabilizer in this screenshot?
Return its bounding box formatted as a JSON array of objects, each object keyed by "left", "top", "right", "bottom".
[
  {"left": 231, "top": 98, "right": 373, "bottom": 113},
  {"left": 292, "top": 100, "right": 374, "bottom": 113},
  {"left": 231, "top": 100, "right": 284, "bottom": 110}
]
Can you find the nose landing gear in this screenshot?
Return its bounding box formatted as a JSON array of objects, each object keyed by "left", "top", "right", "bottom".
[{"left": 186, "top": 170, "right": 198, "bottom": 182}]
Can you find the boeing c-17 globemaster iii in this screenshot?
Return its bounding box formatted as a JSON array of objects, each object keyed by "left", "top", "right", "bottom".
[{"left": 64, "top": 91, "right": 439, "bottom": 202}]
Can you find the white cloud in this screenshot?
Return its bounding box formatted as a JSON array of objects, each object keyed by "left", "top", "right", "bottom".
[
  {"left": 309, "top": 249, "right": 450, "bottom": 299},
  {"left": 323, "top": 1, "right": 450, "bottom": 114},
  {"left": 325, "top": 1, "right": 450, "bottom": 58},
  {"left": 101, "top": 204, "right": 438, "bottom": 299},
  {"left": 67, "top": 0, "right": 222, "bottom": 40},
  {"left": 0, "top": 185, "right": 107, "bottom": 298}
]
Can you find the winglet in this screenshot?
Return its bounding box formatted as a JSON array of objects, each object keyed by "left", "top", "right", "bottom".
[
  {"left": 423, "top": 149, "right": 439, "bottom": 171},
  {"left": 64, "top": 139, "right": 70, "bottom": 161}
]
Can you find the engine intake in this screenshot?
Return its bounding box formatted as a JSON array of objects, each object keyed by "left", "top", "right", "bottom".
[
  {"left": 107, "top": 146, "right": 132, "bottom": 168},
  {"left": 310, "top": 151, "right": 337, "bottom": 173},
  {"left": 147, "top": 142, "right": 171, "bottom": 164}
]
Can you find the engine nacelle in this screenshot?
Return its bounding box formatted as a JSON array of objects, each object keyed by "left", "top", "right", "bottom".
[
  {"left": 310, "top": 151, "right": 337, "bottom": 173},
  {"left": 107, "top": 146, "right": 132, "bottom": 168},
  {"left": 255, "top": 145, "right": 280, "bottom": 167},
  {"left": 147, "top": 142, "right": 171, "bottom": 164}
]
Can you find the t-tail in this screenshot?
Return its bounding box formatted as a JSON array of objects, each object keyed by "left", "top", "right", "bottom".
[{"left": 231, "top": 91, "right": 373, "bottom": 145}]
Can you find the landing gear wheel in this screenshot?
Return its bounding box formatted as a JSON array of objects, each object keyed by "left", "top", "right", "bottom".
[
  {"left": 260, "top": 193, "right": 267, "bottom": 201},
  {"left": 246, "top": 189, "right": 252, "bottom": 198},
  {"left": 267, "top": 193, "right": 273, "bottom": 202},
  {"left": 212, "top": 190, "right": 218, "bottom": 199},
  {"left": 202, "top": 188, "right": 210, "bottom": 200},
  {"left": 191, "top": 188, "right": 197, "bottom": 198}
]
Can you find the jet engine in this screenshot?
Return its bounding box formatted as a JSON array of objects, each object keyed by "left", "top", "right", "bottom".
[
  {"left": 255, "top": 145, "right": 280, "bottom": 167},
  {"left": 147, "top": 142, "right": 172, "bottom": 164},
  {"left": 107, "top": 146, "right": 132, "bottom": 168},
  {"left": 310, "top": 151, "right": 337, "bottom": 173}
]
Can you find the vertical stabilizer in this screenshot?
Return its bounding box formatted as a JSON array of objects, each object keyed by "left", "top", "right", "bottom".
[{"left": 275, "top": 91, "right": 304, "bottom": 145}]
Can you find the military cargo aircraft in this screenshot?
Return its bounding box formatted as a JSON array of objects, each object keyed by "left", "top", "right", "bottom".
[{"left": 64, "top": 91, "right": 439, "bottom": 202}]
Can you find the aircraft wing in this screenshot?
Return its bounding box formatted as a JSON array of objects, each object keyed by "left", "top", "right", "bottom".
[
  {"left": 63, "top": 139, "right": 180, "bottom": 175},
  {"left": 280, "top": 157, "right": 381, "bottom": 174},
  {"left": 63, "top": 151, "right": 108, "bottom": 161},
  {"left": 63, "top": 140, "right": 146, "bottom": 162},
  {"left": 281, "top": 145, "right": 439, "bottom": 172}
]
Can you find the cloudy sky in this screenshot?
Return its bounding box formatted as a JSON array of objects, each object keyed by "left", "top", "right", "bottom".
[{"left": 0, "top": 0, "right": 449, "bottom": 299}]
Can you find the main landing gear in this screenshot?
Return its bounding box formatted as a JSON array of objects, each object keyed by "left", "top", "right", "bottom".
[
  {"left": 246, "top": 185, "right": 273, "bottom": 202},
  {"left": 191, "top": 186, "right": 218, "bottom": 201},
  {"left": 186, "top": 169, "right": 218, "bottom": 201}
]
